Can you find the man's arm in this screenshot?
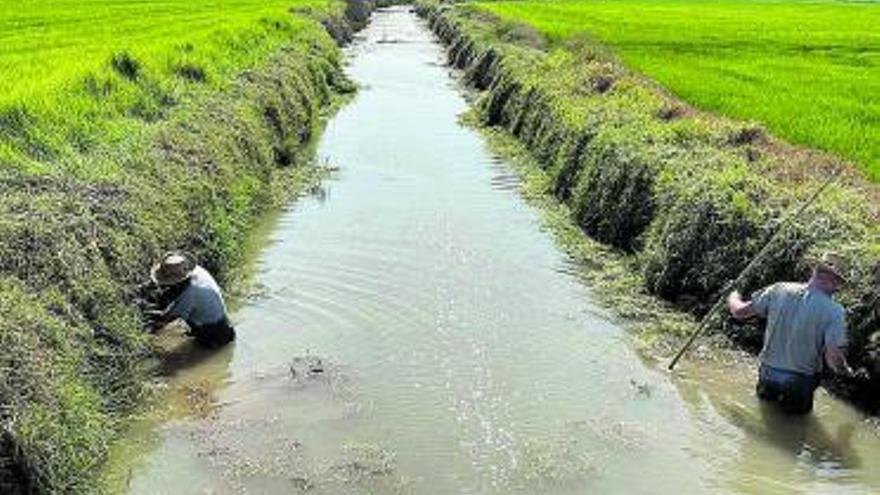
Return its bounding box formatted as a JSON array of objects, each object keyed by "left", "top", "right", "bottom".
[
  {"left": 824, "top": 344, "right": 854, "bottom": 376},
  {"left": 824, "top": 309, "right": 857, "bottom": 377},
  {"left": 143, "top": 291, "right": 188, "bottom": 331},
  {"left": 143, "top": 306, "right": 177, "bottom": 332},
  {"left": 728, "top": 291, "right": 757, "bottom": 320},
  {"left": 729, "top": 284, "right": 778, "bottom": 320}
]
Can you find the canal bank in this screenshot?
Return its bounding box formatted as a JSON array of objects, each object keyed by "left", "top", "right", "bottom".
[
  {"left": 120, "top": 8, "right": 880, "bottom": 494},
  {"left": 0, "top": 2, "right": 372, "bottom": 492}
]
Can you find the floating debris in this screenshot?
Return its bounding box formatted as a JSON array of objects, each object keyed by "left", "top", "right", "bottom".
[
  {"left": 329, "top": 443, "right": 396, "bottom": 484},
  {"left": 289, "top": 355, "right": 329, "bottom": 380},
  {"left": 629, "top": 378, "right": 652, "bottom": 398},
  {"left": 513, "top": 437, "right": 596, "bottom": 491}
]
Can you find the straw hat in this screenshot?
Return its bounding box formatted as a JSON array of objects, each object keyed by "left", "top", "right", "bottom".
[
  {"left": 815, "top": 251, "right": 848, "bottom": 283},
  {"left": 150, "top": 251, "right": 197, "bottom": 286}
]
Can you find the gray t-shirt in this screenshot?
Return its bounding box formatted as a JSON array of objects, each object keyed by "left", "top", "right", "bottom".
[
  {"left": 168, "top": 266, "right": 228, "bottom": 327},
  {"left": 751, "top": 282, "right": 847, "bottom": 375}
]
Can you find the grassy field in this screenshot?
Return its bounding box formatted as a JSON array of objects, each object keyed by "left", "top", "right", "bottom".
[
  {"left": 0, "top": 0, "right": 337, "bottom": 104},
  {"left": 475, "top": 0, "right": 880, "bottom": 179},
  {"left": 0, "top": 0, "right": 338, "bottom": 174}
]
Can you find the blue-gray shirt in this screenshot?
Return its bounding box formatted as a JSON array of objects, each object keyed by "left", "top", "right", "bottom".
[
  {"left": 751, "top": 282, "right": 847, "bottom": 375},
  {"left": 168, "top": 266, "right": 228, "bottom": 327}
]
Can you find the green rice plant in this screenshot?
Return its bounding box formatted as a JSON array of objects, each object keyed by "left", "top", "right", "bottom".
[
  {"left": 476, "top": 0, "right": 880, "bottom": 179},
  {"left": 0, "top": 0, "right": 342, "bottom": 175}
]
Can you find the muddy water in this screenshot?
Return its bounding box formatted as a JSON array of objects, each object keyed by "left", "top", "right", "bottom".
[{"left": 123, "top": 8, "right": 880, "bottom": 495}]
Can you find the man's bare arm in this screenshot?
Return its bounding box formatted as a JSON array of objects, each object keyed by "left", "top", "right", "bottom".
[
  {"left": 143, "top": 305, "right": 177, "bottom": 332},
  {"left": 728, "top": 291, "right": 757, "bottom": 320},
  {"left": 824, "top": 344, "right": 856, "bottom": 376}
]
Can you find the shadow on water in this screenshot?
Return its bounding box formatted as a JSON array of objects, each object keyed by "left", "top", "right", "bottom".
[
  {"left": 726, "top": 401, "right": 861, "bottom": 470},
  {"left": 102, "top": 336, "right": 236, "bottom": 491},
  {"left": 153, "top": 338, "right": 230, "bottom": 378},
  {"left": 672, "top": 358, "right": 879, "bottom": 493}
]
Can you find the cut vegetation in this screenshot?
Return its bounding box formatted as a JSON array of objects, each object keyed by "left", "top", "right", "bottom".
[{"left": 476, "top": 0, "right": 880, "bottom": 179}]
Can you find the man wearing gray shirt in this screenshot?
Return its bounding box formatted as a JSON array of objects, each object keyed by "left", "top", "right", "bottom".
[
  {"left": 146, "top": 251, "right": 236, "bottom": 348},
  {"left": 728, "top": 252, "right": 855, "bottom": 414}
]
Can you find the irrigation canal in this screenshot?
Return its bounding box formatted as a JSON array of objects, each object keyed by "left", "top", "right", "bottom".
[{"left": 121, "top": 8, "right": 880, "bottom": 494}]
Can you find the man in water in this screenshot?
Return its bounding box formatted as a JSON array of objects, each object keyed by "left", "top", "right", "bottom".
[
  {"left": 727, "top": 252, "right": 857, "bottom": 414},
  {"left": 144, "top": 251, "right": 236, "bottom": 348}
]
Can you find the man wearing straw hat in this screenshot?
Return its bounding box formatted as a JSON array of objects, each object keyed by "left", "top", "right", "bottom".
[
  {"left": 727, "top": 252, "right": 857, "bottom": 414},
  {"left": 145, "top": 251, "right": 236, "bottom": 348}
]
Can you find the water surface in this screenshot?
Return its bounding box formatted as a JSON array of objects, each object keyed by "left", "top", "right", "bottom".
[{"left": 124, "top": 8, "right": 880, "bottom": 494}]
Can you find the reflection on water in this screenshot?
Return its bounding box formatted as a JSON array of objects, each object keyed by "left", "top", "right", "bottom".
[
  {"left": 117, "top": 7, "right": 880, "bottom": 495},
  {"left": 674, "top": 360, "right": 879, "bottom": 494},
  {"left": 747, "top": 403, "right": 859, "bottom": 470}
]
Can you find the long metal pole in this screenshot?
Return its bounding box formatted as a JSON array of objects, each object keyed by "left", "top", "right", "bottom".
[{"left": 667, "top": 167, "right": 841, "bottom": 371}]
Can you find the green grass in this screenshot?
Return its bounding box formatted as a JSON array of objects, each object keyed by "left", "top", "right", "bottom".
[
  {"left": 0, "top": 0, "right": 338, "bottom": 175},
  {"left": 0, "top": 0, "right": 337, "bottom": 104},
  {"left": 475, "top": 0, "right": 880, "bottom": 178}
]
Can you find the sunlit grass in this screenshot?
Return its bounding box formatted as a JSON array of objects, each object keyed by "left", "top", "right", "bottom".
[
  {"left": 0, "top": 0, "right": 338, "bottom": 172},
  {"left": 476, "top": 0, "right": 880, "bottom": 178},
  {"left": 0, "top": 0, "right": 335, "bottom": 105}
]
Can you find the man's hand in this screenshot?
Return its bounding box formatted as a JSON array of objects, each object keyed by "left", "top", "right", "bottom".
[
  {"left": 839, "top": 363, "right": 871, "bottom": 380},
  {"left": 728, "top": 290, "right": 756, "bottom": 320},
  {"left": 727, "top": 290, "right": 741, "bottom": 306},
  {"left": 141, "top": 308, "right": 171, "bottom": 333},
  {"left": 852, "top": 368, "right": 872, "bottom": 380},
  {"left": 824, "top": 344, "right": 858, "bottom": 377}
]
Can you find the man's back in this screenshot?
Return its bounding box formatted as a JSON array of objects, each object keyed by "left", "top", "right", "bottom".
[
  {"left": 752, "top": 282, "right": 846, "bottom": 375},
  {"left": 170, "top": 266, "right": 228, "bottom": 327}
]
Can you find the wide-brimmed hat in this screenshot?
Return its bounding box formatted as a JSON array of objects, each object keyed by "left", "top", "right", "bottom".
[
  {"left": 150, "top": 251, "right": 197, "bottom": 286},
  {"left": 815, "top": 251, "right": 848, "bottom": 283}
]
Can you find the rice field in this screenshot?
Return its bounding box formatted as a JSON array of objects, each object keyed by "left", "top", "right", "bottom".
[
  {"left": 0, "top": 0, "right": 340, "bottom": 171},
  {"left": 475, "top": 0, "right": 880, "bottom": 179},
  {"left": 0, "top": 0, "right": 336, "bottom": 106}
]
